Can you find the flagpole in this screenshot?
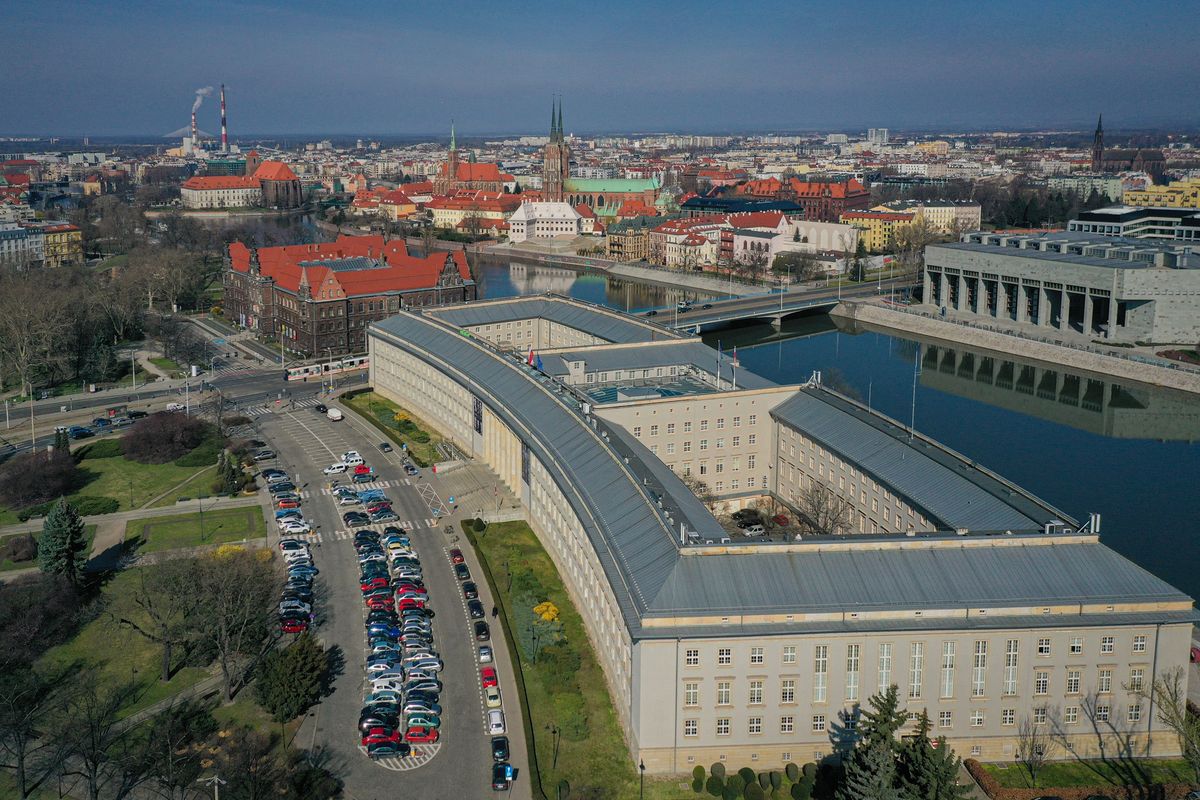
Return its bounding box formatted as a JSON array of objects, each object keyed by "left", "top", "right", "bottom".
[
  {"left": 716, "top": 340, "right": 721, "bottom": 390},
  {"left": 732, "top": 346, "right": 737, "bottom": 390}
]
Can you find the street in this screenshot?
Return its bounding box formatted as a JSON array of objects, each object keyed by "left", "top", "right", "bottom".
[{"left": 253, "top": 404, "right": 531, "bottom": 799}]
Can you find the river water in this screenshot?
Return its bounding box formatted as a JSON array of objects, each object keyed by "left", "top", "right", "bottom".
[{"left": 475, "top": 259, "right": 1200, "bottom": 600}]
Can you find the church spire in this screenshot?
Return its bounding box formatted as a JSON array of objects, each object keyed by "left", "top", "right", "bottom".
[
  {"left": 557, "top": 98, "right": 563, "bottom": 142},
  {"left": 450, "top": 120, "right": 456, "bottom": 151},
  {"left": 550, "top": 100, "right": 557, "bottom": 140}
]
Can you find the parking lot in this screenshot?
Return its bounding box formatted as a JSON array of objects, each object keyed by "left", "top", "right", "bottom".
[{"left": 254, "top": 405, "right": 531, "bottom": 797}]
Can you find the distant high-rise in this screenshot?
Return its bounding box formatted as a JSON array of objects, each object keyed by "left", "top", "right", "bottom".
[
  {"left": 542, "top": 98, "right": 570, "bottom": 202},
  {"left": 867, "top": 127, "right": 889, "bottom": 146}
]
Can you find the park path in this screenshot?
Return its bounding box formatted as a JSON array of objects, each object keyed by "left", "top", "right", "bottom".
[{"left": 140, "top": 465, "right": 217, "bottom": 509}]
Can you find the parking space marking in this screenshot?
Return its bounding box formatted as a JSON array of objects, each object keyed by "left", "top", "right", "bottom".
[{"left": 358, "top": 743, "right": 441, "bottom": 771}]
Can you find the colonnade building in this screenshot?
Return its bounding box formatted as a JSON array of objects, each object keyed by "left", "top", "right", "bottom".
[
  {"left": 367, "top": 295, "right": 1195, "bottom": 774},
  {"left": 923, "top": 232, "right": 1200, "bottom": 344}
]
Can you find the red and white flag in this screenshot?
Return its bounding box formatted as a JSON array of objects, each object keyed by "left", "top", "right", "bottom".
[{"left": 527, "top": 347, "right": 535, "bottom": 366}]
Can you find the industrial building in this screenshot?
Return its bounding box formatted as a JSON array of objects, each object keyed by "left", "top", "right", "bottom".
[{"left": 367, "top": 295, "right": 1194, "bottom": 774}]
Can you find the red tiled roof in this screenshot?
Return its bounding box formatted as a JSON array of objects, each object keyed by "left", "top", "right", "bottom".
[
  {"left": 574, "top": 203, "right": 596, "bottom": 219},
  {"left": 437, "top": 162, "right": 504, "bottom": 183},
  {"left": 616, "top": 200, "right": 658, "bottom": 218},
  {"left": 741, "top": 178, "right": 782, "bottom": 196},
  {"left": 183, "top": 175, "right": 259, "bottom": 190},
  {"left": 3, "top": 159, "right": 38, "bottom": 167},
  {"left": 728, "top": 211, "right": 787, "bottom": 230},
  {"left": 403, "top": 180, "right": 434, "bottom": 194},
  {"left": 253, "top": 161, "right": 299, "bottom": 181},
  {"left": 788, "top": 178, "right": 867, "bottom": 198},
  {"left": 3, "top": 173, "right": 31, "bottom": 186}
]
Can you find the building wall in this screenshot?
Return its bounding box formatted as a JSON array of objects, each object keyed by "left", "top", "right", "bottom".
[
  {"left": 1123, "top": 178, "right": 1200, "bottom": 209},
  {"left": 464, "top": 318, "right": 607, "bottom": 353},
  {"left": 181, "top": 186, "right": 261, "bottom": 208},
  {"left": 633, "top": 623, "right": 1190, "bottom": 773}
]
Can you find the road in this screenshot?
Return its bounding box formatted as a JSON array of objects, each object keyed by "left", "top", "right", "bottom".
[
  {"left": 659, "top": 277, "right": 913, "bottom": 329},
  {"left": 253, "top": 406, "right": 531, "bottom": 799}
]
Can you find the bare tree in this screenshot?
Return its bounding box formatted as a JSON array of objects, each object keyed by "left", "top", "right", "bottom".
[
  {"left": 0, "top": 275, "right": 65, "bottom": 395},
  {"left": 111, "top": 560, "right": 202, "bottom": 683},
  {"left": 680, "top": 473, "right": 716, "bottom": 506},
  {"left": 894, "top": 215, "right": 939, "bottom": 282},
  {"left": 420, "top": 224, "right": 438, "bottom": 257},
  {"left": 737, "top": 246, "right": 770, "bottom": 283},
  {"left": 1047, "top": 690, "right": 1159, "bottom": 793},
  {"left": 191, "top": 550, "right": 277, "bottom": 702},
  {"left": 1133, "top": 667, "right": 1200, "bottom": 784},
  {"left": 795, "top": 480, "right": 853, "bottom": 535},
  {"left": 55, "top": 674, "right": 151, "bottom": 800},
  {"left": 1016, "top": 714, "right": 1054, "bottom": 786},
  {"left": 0, "top": 668, "right": 67, "bottom": 799}
]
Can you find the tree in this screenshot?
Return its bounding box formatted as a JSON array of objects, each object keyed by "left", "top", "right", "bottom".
[
  {"left": 38, "top": 498, "right": 89, "bottom": 586},
  {"left": 142, "top": 701, "right": 217, "bottom": 800},
  {"left": 897, "top": 711, "right": 970, "bottom": 800},
  {"left": 837, "top": 738, "right": 902, "bottom": 800},
  {"left": 0, "top": 575, "right": 84, "bottom": 673},
  {"left": 1015, "top": 714, "right": 1053, "bottom": 786},
  {"left": 857, "top": 685, "right": 907, "bottom": 751},
  {"left": 0, "top": 451, "right": 78, "bottom": 510},
  {"left": 121, "top": 412, "right": 210, "bottom": 464},
  {"left": 0, "top": 668, "right": 66, "bottom": 799},
  {"left": 112, "top": 560, "right": 201, "bottom": 682},
  {"left": 55, "top": 675, "right": 151, "bottom": 800},
  {"left": 191, "top": 549, "right": 277, "bottom": 702},
  {"left": 849, "top": 239, "right": 868, "bottom": 282},
  {"left": 773, "top": 251, "right": 822, "bottom": 282},
  {"left": 894, "top": 216, "right": 939, "bottom": 281},
  {"left": 680, "top": 473, "right": 717, "bottom": 506},
  {"left": 254, "top": 632, "right": 328, "bottom": 723},
  {"left": 1135, "top": 667, "right": 1200, "bottom": 784},
  {"left": 794, "top": 481, "right": 853, "bottom": 536},
  {"left": 0, "top": 274, "right": 65, "bottom": 398}
]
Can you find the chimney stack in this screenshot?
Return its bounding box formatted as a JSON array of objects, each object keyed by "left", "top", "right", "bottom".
[
  {"left": 190, "top": 110, "right": 198, "bottom": 146},
  {"left": 220, "top": 84, "right": 228, "bottom": 152}
]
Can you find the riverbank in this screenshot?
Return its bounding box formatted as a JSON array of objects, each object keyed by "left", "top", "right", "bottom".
[
  {"left": 145, "top": 207, "right": 312, "bottom": 220},
  {"left": 833, "top": 300, "right": 1200, "bottom": 395}
]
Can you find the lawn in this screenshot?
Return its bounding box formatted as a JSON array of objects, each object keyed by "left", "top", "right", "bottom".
[
  {"left": 983, "top": 758, "right": 1194, "bottom": 788},
  {"left": 149, "top": 356, "right": 185, "bottom": 377},
  {"left": 343, "top": 390, "right": 442, "bottom": 467},
  {"left": 36, "top": 568, "right": 211, "bottom": 719},
  {"left": 0, "top": 525, "right": 97, "bottom": 572},
  {"left": 125, "top": 505, "right": 266, "bottom": 553},
  {"left": 149, "top": 464, "right": 218, "bottom": 507},
  {"left": 72, "top": 448, "right": 211, "bottom": 512}
]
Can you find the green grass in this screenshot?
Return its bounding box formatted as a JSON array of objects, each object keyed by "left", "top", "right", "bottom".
[
  {"left": 74, "top": 449, "right": 213, "bottom": 512},
  {"left": 0, "top": 770, "right": 59, "bottom": 800},
  {"left": 0, "top": 525, "right": 97, "bottom": 572},
  {"left": 125, "top": 506, "right": 266, "bottom": 553},
  {"left": 0, "top": 507, "right": 21, "bottom": 526},
  {"left": 466, "top": 519, "right": 640, "bottom": 799},
  {"left": 149, "top": 356, "right": 185, "bottom": 376},
  {"left": 36, "top": 568, "right": 210, "bottom": 719},
  {"left": 343, "top": 391, "right": 442, "bottom": 467},
  {"left": 983, "top": 758, "right": 1194, "bottom": 788},
  {"left": 149, "top": 465, "right": 219, "bottom": 507}
]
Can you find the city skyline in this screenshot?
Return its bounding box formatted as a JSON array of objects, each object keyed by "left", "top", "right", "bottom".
[{"left": 6, "top": 0, "right": 1199, "bottom": 136}]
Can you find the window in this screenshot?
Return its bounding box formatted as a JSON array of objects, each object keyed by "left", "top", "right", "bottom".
[
  {"left": 780, "top": 716, "right": 794, "bottom": 734},
  {"left": 1002, "top": 709, "right": 1015, "bottom": 726},
  {"left": 1037, "top": 638, "right": 1051, "bottom": 656},
  {"left": 748, "top": 434, "right": 757, "bottom": 445},
  {"left": 666, "top": 443, "right": 676, "bottom": 455},
  {"left": 846, "top": 644, "right": 861, "bottom": 702},
  {"left": 684, "top": 682, "right": 699, "bottom": 707},
  {"left": 938, "top": 711, "right": 952, "bottom": 729},
  {"left": 748, "top": 717, "right": 762, "bottom": 735},
  {"left": 783, "top": 646, "right": 796, "bottom": 665},
  {"left": 811, "top": 714, "right": 826, "bottom": 733},
  {"left": 633, "top": 426, "right": 642, "bottom": 438},
  {"left": 814, "top": 646, "right": 828, "bottom": 702},
  {"left": 1128, "top": 703, "right": 1142, "bottom": 723},
  {"left": 1129, "top": 667, "right": 1144, "bottom": 693},
  {"left": 972, "top": 641, "right": 987, "bottom": 697},
  {"left": 732, "top": 436, "right": 740, "bottom": 447},
  {"left": 750, "top": 647, "right": 764, "bottom": 665},
  {"left": 667, "top": 423, "right": 675, "bottom": 434},
  {"left": 716, "top": 418, "right": 725, "bottom": 429},
  {"left": 1069, "top": 636, "right": 1083, "bottom": 655},
  {"left": 749, "top": 680, "right": 763, "bottom": 705},
  {"left": 700, "top": 420, "right": 708, "bottom": 431},
  {"left": 682, "top": 441, "right": 692, "bottom": 453},
  {"left": 1034, "top": 671, "right": 1049, "bottom": 695},
  {"left": 941, "top": 642, "right": 956, "bottom": 699},
  {"left": 879, "top": 643, "right": 893, "bottom": 689},
  {"left": 683, "top": 719, "right": 698, "bottom": 737},
  {"left": 650, "top": 425, "right": 659, "bottom": 436},
  {"left": 1034, "top": 706, "right": 1047, "bottom": 725},
  {"left": 970, "top": 710, "right": 985, "bottom": 727},
  {"left": 683, "top": 421, "right": 692, "bottom": 433},
  {"left": 716, "top": 718, "right": 730, "bottom": 736},
  {"left": 1098, "top": 668, "right": 1112, "bottom": 694},
  {"left": 699, "top": 439, "right": 709, "bottom": 451},
  {"left": 1003, "top": 640, "right": 1019, "bottom": 696},
  {"left": 1133, "top": 635, "right": 1147, "bottom": 653},
  {"left": 1095, "top": 704, "right": 1110, "bottom": 722},
  {"left": 717, "top": 682, "right": 731, "bottom": 706},
  {"left": 733, "top": 416, "right": 741, "bottom": 427},
  {"left": 748, "top": 455, "right": 756, "bottom": 469},
  {"left": 685, "top": 649, "right": 699, "bottom": 667},
  {"left": 781, "top": 679, "right": 796, "bottom": 704},
  {"left": 749, "top": 415, "right": 757, "bottom": 424},
  {"left": 1066, "top": 669, "right": 1081, "bottom": 694},
  {"left": 718, "top": 648, "right": 731, "bottom": 666},
  {"left": 1101, "top": 636, "right": 1114, "bottom": 654},
  {"left": 1064, "top": 706, "right": 1079, "bottom": 725},
  {"left": 909, "top": 642, "right": 924, "bottom": 699}
]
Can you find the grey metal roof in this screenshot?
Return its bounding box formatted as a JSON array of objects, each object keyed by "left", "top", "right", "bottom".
[
  {"left": 771, "top": 389, "right": 1052, "bottom": 532},
  {"left": 540, "top": 341, "right": 777, "bottom": 391},
  {"left": 427, "top": 295, "right": 679, "bottom": 344}
]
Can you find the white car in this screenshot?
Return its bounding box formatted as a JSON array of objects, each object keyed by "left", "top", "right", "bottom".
[
  {"left": 280, "top": 523, "right": 311, "bottom": 535},
  {"left": 165, "top": 402, "right": 185, "bottom": 412},
  {"left": 342, "top": 450, "right": 363, "bottom": 463},
  {"left": 283, "top": 549, "right": 312, "bottom": 562},
  {"left": 323, "top": 463, "right": 346, "bottom": 475},
  {"left": 478, "top": 645, "right": 493, "bottom": 664},
  {"left": 369, "top": 679, "right": 405, "bottom": 694},
  {"left": 488, "top": 709, "right": 506, "bottom": 735}
]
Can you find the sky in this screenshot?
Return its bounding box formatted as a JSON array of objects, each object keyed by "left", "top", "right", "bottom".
[{"left": 5, "top": 0, "right": 1198, "bottom": 137}]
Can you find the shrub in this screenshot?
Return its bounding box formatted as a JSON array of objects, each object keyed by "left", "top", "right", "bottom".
[
  {"left": 692, "top": 777, "right": 705, "bottom": 794},
  {"left": 744, "top": 784, "right": 764, "bottom": 800},
  {"left": 123, "top": 412, "right": 210, "bottom": 464},
  {"left": 175, "top": 434, "right": 224, "bottom": 467},
  {"left": 222, "top": 415, "right": 251, "bottom": 427},
  {"left": 472, "top": 517, "right": 486, "bottom": 532},
  {"left": 737, "top": 768, "right": 756, "bottom": 787},
  {"left": 0, "top": 451, "right": 78, "bottom": 510},
  {"left": 706, "top": 776, "right": 724, "bottom": 797},
  {"left": 550, "top": 684, "right": 588, "bottom": 740},
  {"left": 0, "top": 534, "right": 37, "bottom": 563},
  {"left": 72, "top": 496, "right": 119, "bottom": 516},
  {"left": 785, "top": 764, "right": 799, "bottom": 783},
  {"left": 693, "top": 766, "right": 706, "bottom": 783},
  {"left": 725, "top": 774, "right": 744, "bottom": 795},
  {"left": 711, "top": 763, "right": 726, "bottom": 781},
  {"left": 78, "top": 439, "right": 123, "bottom": 459}
]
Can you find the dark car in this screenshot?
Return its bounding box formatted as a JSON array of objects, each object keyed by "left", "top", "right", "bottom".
[
  {"left": 92, "top": 417, "right": 112, "bottom": 428},
  {"left": 644, "top": 309, "right": 657, "bottom": 316},
  {"left": 491, "top": 736, "right": 509, "bottom": 762},
  {"left": 702, "top": 303, "right": 713, "bottom": 309},
  {"left": 378, "top": 441, "right": 393, "bottom": 453},
  {"left": 247, "top": 439, "right": 266, "bottom": 448},
  {"left": 474, "top": 621, "right": 491, "bottom": 641},
  {"left": 359, "top": 709, "right": 400, "bottom": 734},
  {"left": 468, "top": 599, "right": 485, "bottom": 619},
  {"left": 731, "top": 509, "right": 760, "bottom": 522},
  {"left": 314, "top": 403, "right": 328, "bottom": 414},
  {"left": 454, "top": 563, "right": 471, "bottom": 581},
  {"left": 492, "top": 762, "right": 512, "bottom": 791},
  {"left": 68, "top": 426, "right": 94, "bottom": 440},
  {"left": 268, "top": 482, "right": 296, "bottom": 495},
  {"left": 462, "top": 581, "right": 479, "bottom": 600},
  {"left": 127, "top": 409, "right": 149, "bottom": 419},
  {"left": 367, "top": 741, "right": 411, "bottom": 760}
]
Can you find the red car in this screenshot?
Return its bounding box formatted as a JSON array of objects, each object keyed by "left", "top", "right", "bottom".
[
  {"left": 361, "top": 726, "right": 401, "bottom": 746},
  {"left": 280, "top": 618, "right": 309, "bottom": 634},
  {"left": 361, "top": 577, "right": 390, "bottom": 592},
  {"left": 772, "top": 514, "right": 789, "bottom": 526},
  {"left": 480, "top": 666, "right": 498, "bottom": 688},
  {"left": 366, "top": 595, "right": 395, "bottom": 610},
  {"left": 397, "top": 597, "right": 426, "bottom": 611},
  {"left": 366, "top": 502, "right": 393, "bottom": 514},
  {"left": 449, "top": 549, "right": 465, "bottom": 565},
  {"left": 275, "top": 498, "right": 301, "bottom": 509},
  {"left": 354, "top": 464, "right": 372, "bottom": 475},
  {"left": 1191, "top": 645, "right": 1200, "bottom": 663},
  {"left": 405, "top": 726, "right": 439, "bottom": 744},
  {"left": 394, "top": 583, "right": 427, "bottom": 595}
]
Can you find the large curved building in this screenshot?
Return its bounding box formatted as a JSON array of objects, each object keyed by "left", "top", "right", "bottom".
[{"left": 368, "top": 295, "right": 1194, "bottom": 774}]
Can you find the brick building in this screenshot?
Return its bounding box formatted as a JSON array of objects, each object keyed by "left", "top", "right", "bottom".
[{"left": 224, "top": 234, "right": 476, "bottom": 356}]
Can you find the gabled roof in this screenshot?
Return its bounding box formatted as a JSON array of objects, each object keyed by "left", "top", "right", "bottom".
[
  {"left": 789, "top": 177, "right": 868, "bottom": 198},
  {"left": 182, "top": 175, "right": 259, "bottom": 191},
  {"left": 253, "top": 161, "right": 299, "bottom": 181}
]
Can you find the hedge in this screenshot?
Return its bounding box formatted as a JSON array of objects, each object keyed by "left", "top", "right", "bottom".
[
  {"left": 78, "top": 439, "right": 123, "bottom": 460},
  {"left": 174, "top": 435, "right": 225, "bottom": 467},
  {"left": 962, "top": 759, "right": 1195, "bottom": 800},
  {"left": 18, "top": 495, "right": 118, "bottom": 521}
]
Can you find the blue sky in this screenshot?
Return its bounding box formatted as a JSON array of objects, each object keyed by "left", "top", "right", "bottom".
[{"left": 6, "top": 0, "right": 1197, "bottom": 136}]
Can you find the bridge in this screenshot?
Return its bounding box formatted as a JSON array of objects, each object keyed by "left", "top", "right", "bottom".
[{"left": 655, "top": 279, "right": 913, "bottom": 333}]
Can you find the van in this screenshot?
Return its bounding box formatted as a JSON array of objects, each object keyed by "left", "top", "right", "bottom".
[
  {"left": 327, "top": 408, "right": 344, "bottom": 421},
  {"left": 743, "top": 524, "right": 765, "bottom": 536}
]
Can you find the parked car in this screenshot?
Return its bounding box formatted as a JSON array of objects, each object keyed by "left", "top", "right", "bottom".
[
  {"left": 111, "top": 416, "right": 133, "bottom": 427},
  {"left": 280, "top": 617, "right": 308, "bottom": 634},
  {"left": 478, "top": 645, "right": 494, "bottom": 664},
  {"left": 480, "top": 666, "right": 498, "bottom": 688},
  {"left": 462, "top": 581, "right": 479, "bottom": 600},
  {"left": 404, "top": 726, "right": 439, "bottom": 744},
  {"left": 454, "top": 563, "right": 472, "bottom": 581},
  {"left": 474, "top": 621, "right": 491, "bottom": 641},
  {"left": 323, "top": 463, "right": 346, "bottom": 475},
  {"left": 367, "top": 741, "right": 410, "bottom": 759},
  {"left": 468, "top": 599, "right": 485, "bottom": 619},
  {"left": 68, "top": 426, "right": 93, "bottom": 440},
  {"left": 127, "top": 409, "right": 149, "bottom": 419},
  {"left": 491, "top": 736, "right": 509, "bottom": 762},
  {"left": 487, "top": 709, "right": 506, "bottom": 735},
  {"left": 253, "top": 449, "right": 275, "bottom": 461},
  {"left": 449, "top": 548, "right": 465, "bottom": 564},
  {"left": 165, "top": 402, "right": 185, "bottom": 412},
  {"left": 378, "top": 441, "right": 393, "bottom": 453}
]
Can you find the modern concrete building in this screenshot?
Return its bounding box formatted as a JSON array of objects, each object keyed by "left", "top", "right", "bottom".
[
  {"left": 367, "top": 295, "right": 1195, "bottom": 775},
  {"left": 1068, "top": 206, "right": 1200, "bottom": 243},
  {"left": 923, "top": 232, "right": 1200, "bottom": 344}
]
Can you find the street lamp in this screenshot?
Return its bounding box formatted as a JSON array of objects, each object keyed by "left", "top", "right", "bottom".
[
  {"left": 639, "top": 760, "right": 646, "bottom": 800},
  {"left": 196, "top": 775, "right": 226, "bottom": 800}
]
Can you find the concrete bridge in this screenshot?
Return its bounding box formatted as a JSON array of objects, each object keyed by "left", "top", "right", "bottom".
[{"left": 657, "top": 279, "right": 913, "bottom": 333}]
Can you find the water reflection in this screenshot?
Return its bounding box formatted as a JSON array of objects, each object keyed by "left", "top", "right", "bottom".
[{"left": 474, "top": 258, "right": 717, "bottom": 310}]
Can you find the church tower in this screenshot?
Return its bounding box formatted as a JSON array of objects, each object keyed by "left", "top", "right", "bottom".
[
  {"left": 542, "top": 99, "right": 570, "bottom": 202},
  {"left": 1091, "top": 115, "right": 1104, "bottom": 172},
  {"left": 436, "top": 122, "right": 460, "bottom": 195}
]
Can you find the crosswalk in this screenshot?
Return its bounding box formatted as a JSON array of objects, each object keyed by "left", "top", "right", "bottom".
[
  {"left": 242, "top": 396, "right": 324, "bottom": 418},
  {"left": 289, "top": 520, "right": 441, "bottom": 543},
  {"left": 316, "top": 479, "right": 411, "bottom": 494}
]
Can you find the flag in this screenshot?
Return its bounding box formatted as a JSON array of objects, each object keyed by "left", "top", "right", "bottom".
[
  {"left": 527, "top": 347, "right": 534, "bottom": 366},
  {"left": 535, "top": 354, "right": 543, "bottom": 371},
  {"left": 732, "top": 346, "right": 739, "bottom": 367}
]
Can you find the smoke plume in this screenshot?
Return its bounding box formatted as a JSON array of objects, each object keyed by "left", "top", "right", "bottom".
[{"left": 192, "top": 86, "right": 214, "bottom": 114}]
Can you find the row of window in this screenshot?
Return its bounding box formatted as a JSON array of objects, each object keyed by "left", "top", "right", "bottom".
[{"left": 634, "top": 416, "right": 759, "bottom": 436}]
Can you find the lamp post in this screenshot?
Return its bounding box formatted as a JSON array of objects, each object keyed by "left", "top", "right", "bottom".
[
  {"left": 324, "top": 346, "right": 334, "bottom": 393},
  {"left": 196, "top": 774, "right": 226, "bottom": 800},
  {"left": 639, "top": 760, "right": 645, "bottom": 800}
]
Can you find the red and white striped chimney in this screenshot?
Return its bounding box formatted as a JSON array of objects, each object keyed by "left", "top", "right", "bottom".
[{"left": 220, "top": 84, "right": 228, "bottom": 152}]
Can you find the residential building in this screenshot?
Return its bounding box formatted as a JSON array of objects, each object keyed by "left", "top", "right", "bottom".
[
  {"left": 507, "top": 202, "right": 583, "bottom": 242},
  {"left": 0, "top": 222, "right": 40, "bottom": 268},
  {"left": 367, "top": 294, "right": 1194, "bottom": 775},
  {"left": 923, "top": 232, "right": 1200, "bottom": 344},
  {"left": 839, "top": 210, "right": 917, "bottom": 252},
  {"left": 1045, "top": 174, "right": 1123, "bottom": 202},
  {"left": 606, "top": 216, "right": 664, "bottom": 262},
  {"left": 40, "top": 223, "right": 84, "bottom": 268},
  {"left": 428, "top": 191, "right": 522, "bottom": 229},
  {"left": 874, "top": 199, "right": 982, "bottom": 235},
  {"left": 1067, "top": 206, "right": 1200, "bottom": 242},
  {"left": 786, "top": 178, "right": 870, "bottom": 222},
  {"left": 1121, "top": 177, "right": 1200, "bottom": 209},
  {"left": 181, "top": 175, "right": 261, "bottom": 209}
]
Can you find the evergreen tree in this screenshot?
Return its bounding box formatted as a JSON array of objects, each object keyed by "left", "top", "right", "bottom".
[
  {"left": 38, "top": 498, "right": 88, "bottom": 586},
  {"left": 897, "top": 711, "right": 971, "bottom": 800},
  {"left": 837, "top": 739, "right": 902, "bottom": 800},
  {"left": 856, "top": 685, "right": 907, "bottom": 751},
  {"left": 253, "top": 632, "right": 327, "bottom": 723}
]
